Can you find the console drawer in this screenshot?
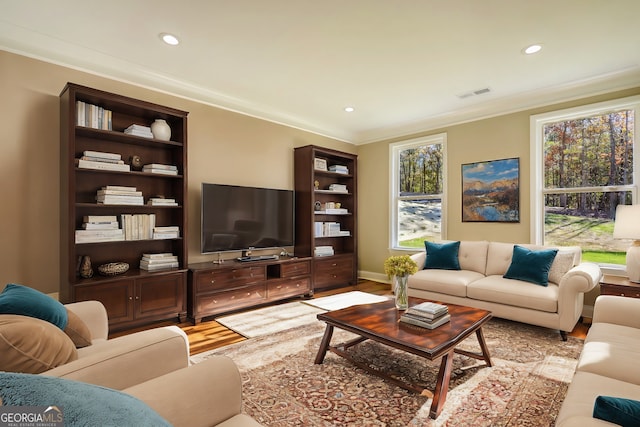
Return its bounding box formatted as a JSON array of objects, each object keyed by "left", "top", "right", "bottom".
[
  {"left": 278, "top": 260, "right": 311, "bottom": 278},
  {"left": 195, "top": 284, "right": 266, "bottom": 313},
  {"left": 267, "top": 277, "right": 311, "bottom": 299},
  {"left": 195, "top": 266, "right": 266, "bottom": 292}
]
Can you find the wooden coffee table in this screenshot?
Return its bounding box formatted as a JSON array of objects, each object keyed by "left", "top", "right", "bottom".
[{"left": 314, "top": 297, "right": 492, "bottom": 419}]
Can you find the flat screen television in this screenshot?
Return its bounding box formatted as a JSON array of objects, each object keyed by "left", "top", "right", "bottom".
[{"left": 201, "top": 183, "right": 294, "bottom": 254}]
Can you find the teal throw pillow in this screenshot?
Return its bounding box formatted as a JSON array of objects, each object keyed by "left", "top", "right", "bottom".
[
  {"left": 0, "top": 372, "right": 171, "bottom": 426},
  {"left": 424, "top": 241, "right": 461, "bottom": 270},
  {"left": 0, "top": 283, "right": 68, "bottom": 330},
  {"left": 593, "top": 395, "right": 640, "bottom": 427},
  {"left": 503, "top": 245, "right": 558, "bottom": 286}
]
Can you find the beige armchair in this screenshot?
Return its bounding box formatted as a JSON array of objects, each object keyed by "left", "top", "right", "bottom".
[{"left": 44, "top": 300, "right": 191, "bottom": 390}]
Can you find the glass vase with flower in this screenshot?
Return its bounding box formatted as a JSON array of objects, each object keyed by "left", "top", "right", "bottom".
[{"left": 384, "top": 255, "right": 418, "bottom": 310}]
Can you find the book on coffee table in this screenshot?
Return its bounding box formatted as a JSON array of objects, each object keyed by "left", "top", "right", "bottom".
[
  {"left": 400, "top": 313, "right": 451, "bottom": 329},
  {"left": 406, "top": 302, "right": 448, "bottom": 319}
]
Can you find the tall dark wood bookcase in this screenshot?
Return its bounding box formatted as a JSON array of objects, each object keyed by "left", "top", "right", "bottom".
[
  {"left": 60, "top": 83, "right": 188, "bottom": 330},
  {"left": 294, "top": 145, "right": 358, "bottom": 291}
]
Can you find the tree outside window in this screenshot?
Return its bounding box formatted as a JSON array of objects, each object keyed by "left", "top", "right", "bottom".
[
  {"left": 390, "top": 134, "right": 446, "bottom": 249},
  {"left": 532, "top": 96, "right": 638, "bottom": 267}
]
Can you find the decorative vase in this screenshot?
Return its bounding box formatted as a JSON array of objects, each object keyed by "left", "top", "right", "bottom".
[
  {"left": 150, "top": 119, "right": 171, "bottom": 141},
  {"left": 79, "top": 256, "right": 93, "bottom": 279},
  {"left": 394, "top": 274, "right": 409, "bottom": 310}
]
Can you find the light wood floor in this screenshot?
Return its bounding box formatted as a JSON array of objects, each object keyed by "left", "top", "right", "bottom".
[{"left": 111, "top": 279, "right": 588, "bottom": 356}]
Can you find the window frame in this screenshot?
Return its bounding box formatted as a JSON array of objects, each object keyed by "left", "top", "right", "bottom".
[
  {"left": 530, "top": 95, "right": 640, "bottom": 273},
  {"left": 389, "top": 133, "right": 447, "bottom": 250}
]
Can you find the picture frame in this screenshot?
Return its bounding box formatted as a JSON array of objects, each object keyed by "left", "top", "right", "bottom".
[
  {"left": 461, "top": 157, "right": 520, "bottom": 222},
  {"left": 314, "top": 158, "right": 328, "bottom": 171}
]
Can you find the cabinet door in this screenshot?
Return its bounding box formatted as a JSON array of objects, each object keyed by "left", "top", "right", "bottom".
[
  {"left": 136, "top": 272, "right": 185, "bottom": 319},
  {"left": 74, "top": 279, "right": 134, "bottom": 324}
]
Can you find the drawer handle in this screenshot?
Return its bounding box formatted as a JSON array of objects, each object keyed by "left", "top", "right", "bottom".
[
  {"left": 332, "top": 263, "right": 337, "bottom": 267},
  {"left": 213, "top": 299, "right": 218, "bottom": 304},
  {"left": 332, "top": 274, "right": 337, "bottom": 278},
  {"left": 247, "top": 292, "right": 252, "bottom": 296},
  {"left": 277, "top": 285, "right": 282, "bottom": 289},
  {"left": 296, "top": 283, "right": 301, "bottom": 287},
  {"left": 210, "top": 280, "right": 216, "bottom": 284}
]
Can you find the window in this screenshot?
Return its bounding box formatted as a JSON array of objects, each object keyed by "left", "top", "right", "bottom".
[
  {"left": 390, "top": 133, "right": 447, "bottom": 249},
  {"left": 531, "top": 96, "right": 639, "bottom": 267}
]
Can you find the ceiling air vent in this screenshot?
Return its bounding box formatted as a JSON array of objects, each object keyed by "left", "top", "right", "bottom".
[{"left": 457, "top": 87, "right": 491, "bottom": 99}]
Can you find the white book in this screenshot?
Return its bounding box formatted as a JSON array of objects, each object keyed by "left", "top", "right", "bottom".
[
  {"left": 83, "top": 215, "right": 118, "bottom": 223},
  {"left": 142, "top": 163, "right": 177, "bottom": 171},
  {"left": 81, "top": 156, "right": 125, "bottom": 164},
  {"left": 142, "top": 168, "right": 178, "bottom": 175},
  {"left": 103, "top": 185, "right": 137, "bottom": 192},
  {"left": 83, "top": 150, "right": 121, "bottom": 160},
  {"left": 154, "top": 226, "right": 180, "bottom": 232},
  {"left": 400, "top": 313, "right": 451, "bottom": 329},
  {"left": 82, "top": 222, "right": 119, "bottom": 230},
  {"left": 77, "top": 159, "right": 130, "bottom": 172},
  {"left": 125, "top": 129, "right": 153, "bottom": 138},
  {"left": 142, "top": 253, "right": 176, "bottom": 259},
  {"left": 97, "top": 189, "right": 143, "bottom": 196}
]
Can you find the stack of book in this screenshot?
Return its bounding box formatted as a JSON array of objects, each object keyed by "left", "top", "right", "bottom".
[
  {"left": 120, "top": 214, "right": 156, "bottom": 240},
  {"left": 76, "top": 101, "right": 112, "bottom": 130},
  {"left": 400, "top": 302, "right": 450, "bottom": 329},
  {"left": 329, "top": 164, "right": 349, "bottom": 174},
  {"left": 147, "top": 197, "right": 178, "bottom": 206},
  {"left": 76, "top": 215, "right": 124, "bottom": 243},
  {"left": 314, "top": 245, "right": 334, "bottom": 256},
  {"left": 96, "top": 186, "right": 143, "bottom": 205},
  {"left": 140, "top": 253, "right": 179, "bottom": 271},
  {"left": 124, "top": 124, "right": 153, "bottom": 138},
  {"left": 314, "top": 222, "right": 350, "bottom": 237},
  {"left": 76, "top": 150, "right": 130, "bottom": 172},
  {"left": 153, "top": 226, "right": 180, "bottom": 239},
  {"left": 329, "top": 183, "right": 348, "bottom": 193},
  {"left": 142, "top": 163, "right": 178, "bottom": 175}
]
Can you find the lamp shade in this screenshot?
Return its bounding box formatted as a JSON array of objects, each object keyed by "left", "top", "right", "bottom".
[{"left": 613, "top": 205, "right": 640, "bottom": 240}]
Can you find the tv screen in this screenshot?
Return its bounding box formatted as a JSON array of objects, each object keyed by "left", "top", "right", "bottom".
[{"left": 201, "top": 183, "right": 294, "bottom": 254}]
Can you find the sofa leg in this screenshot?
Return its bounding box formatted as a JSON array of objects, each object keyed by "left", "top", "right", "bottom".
[{"left": 559, "top": 330, "right": 568, "bottom": 341}]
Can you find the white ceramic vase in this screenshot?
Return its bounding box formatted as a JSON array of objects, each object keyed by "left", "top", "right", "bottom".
[{"left": 151, "top": 119, "right": 171, "bottom": 141}]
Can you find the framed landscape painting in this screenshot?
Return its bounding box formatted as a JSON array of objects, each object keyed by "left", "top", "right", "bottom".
[{"left": 462, "top": 157, "right": 520, "bottom": 222}]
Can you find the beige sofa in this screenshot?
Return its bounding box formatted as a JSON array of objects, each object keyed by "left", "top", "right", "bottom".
[
  {"left": 408, "top": 241, "right": 602, "bottom": 339},
  {"left": 556, "top": 295, "right": 640, "bottom": 426}
]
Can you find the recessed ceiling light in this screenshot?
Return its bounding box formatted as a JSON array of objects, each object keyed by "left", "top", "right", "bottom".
[
  {"left": 160, "top": 33, "right": 180, "bottom": 46},
  {"left": 344, "top": 106, "right": 355, "bottom": 113},
  {"left": 523, "top": 44, "right": 542, "bottom": 55}
]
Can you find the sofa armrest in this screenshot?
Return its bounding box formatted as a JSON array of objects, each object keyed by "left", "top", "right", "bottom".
[
  {"left": 43, "top": 326, "right": 189, "bottom": 390},
  {"left": 410, "top": 252, "right": 426, "bottom": 271},
  {"left": 593, "top": 295, "right": 640, "bottom": 329},
  {"left": 125, "top": 356, "right": 261, "bottom": 427},
  {"left": 560, "top": 262, "right": 602, "bottom": 294},
  {"left": 64, "top": 300, "right": 109, "bottom": 341}
]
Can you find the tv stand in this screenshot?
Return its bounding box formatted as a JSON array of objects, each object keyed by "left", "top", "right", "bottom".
[{"left": 187, "top": 256, "right": 312, "bottom": 324}]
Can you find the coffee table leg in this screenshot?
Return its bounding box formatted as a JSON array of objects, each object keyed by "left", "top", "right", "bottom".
[
  {"left": 429, "top": 349, "right": 455, "bottom": 419},
  {"left": 314, "top": 324, "right": 334, "bottom": 364},
  {"left": 475, "top": 328, "right": 492, "bottom": 367}
]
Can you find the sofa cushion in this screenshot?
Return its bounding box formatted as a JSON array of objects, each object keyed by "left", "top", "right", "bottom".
[
  {"left": 458, "top": 241, "right": 489, "bottom": 274},
  {"left": 548, "top": 251, "right": 576, "bottom": 284},
  {"left": 0, "top": 283, "right": 68, "bottom": 329},
  {"left": 503, "top": 245, "right": 558, "bottom": 286},
  {"left": 424, "top": 241, "right": 461, "bottom": 270},
  {"left": 593, "top": 396, "right": 640, "bottom": 427},
  {"left": 577, "top": 322, "right": 640, "bottom": 385},
  {"left": 467, "top": 276, "right": 559, "bottom": 312},
  {"left": 0, "top": 372, "right": 171, "bottom": 426},
  {"left": 408, "top": 269, "right": 484, "bottom": 297},
  {"left": 64, "top": 308, "right": 92, "bottom": 348},
  {"left": 0, "top": 314, "right": 78, "bottom": 373}
]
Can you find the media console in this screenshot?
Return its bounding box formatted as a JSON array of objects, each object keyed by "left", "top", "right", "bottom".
[{"left": 187, "top": 256, "right": 313, "bottom": 324}]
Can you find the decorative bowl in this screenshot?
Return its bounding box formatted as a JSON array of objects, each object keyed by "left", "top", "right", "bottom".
[{"left": 97, "top": 262, "right": 129, "bottom": 276}]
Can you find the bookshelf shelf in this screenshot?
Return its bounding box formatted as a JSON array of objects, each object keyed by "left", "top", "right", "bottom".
[{"left": 60, "top": 83, "right": 189, "bottom": 331}]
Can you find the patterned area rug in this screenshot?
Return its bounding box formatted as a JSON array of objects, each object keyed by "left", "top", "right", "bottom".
[{"left": 192, "top": 318, "right": 583, "bottom": 426}]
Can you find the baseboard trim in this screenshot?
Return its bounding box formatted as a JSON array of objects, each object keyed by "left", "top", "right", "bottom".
[{"left": 358, "top": 270, "right": 390, "bottom": 284}]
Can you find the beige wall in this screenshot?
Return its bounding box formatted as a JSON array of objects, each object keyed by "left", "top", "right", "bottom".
[{"left": 0, "top": 51, "right": 353, "bottom": 294}]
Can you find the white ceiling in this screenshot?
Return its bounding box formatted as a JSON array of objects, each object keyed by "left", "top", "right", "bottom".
[{"left": 2, "top": 0, "right": 640, "bottom": 144}]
